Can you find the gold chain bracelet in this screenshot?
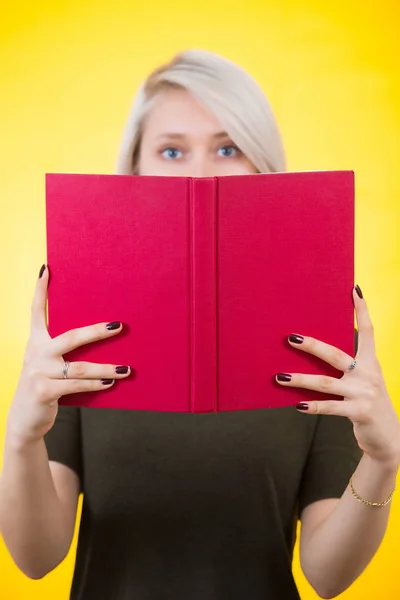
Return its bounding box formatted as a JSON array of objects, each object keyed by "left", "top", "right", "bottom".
[{"left": 349, "top": 476, "right": 395, "bottom": 507}]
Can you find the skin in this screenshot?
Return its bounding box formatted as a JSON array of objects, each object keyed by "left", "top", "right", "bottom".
[
  {"left": 137, "top": 88, "right": 257, "bottom": 177},
  {"left": 0, "top": 88, "right": 399, "bottom": 597}
]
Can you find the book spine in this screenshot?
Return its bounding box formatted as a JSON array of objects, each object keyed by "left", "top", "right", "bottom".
[{"left": 189, "top": 178, "right": 218, "bottom": 413}]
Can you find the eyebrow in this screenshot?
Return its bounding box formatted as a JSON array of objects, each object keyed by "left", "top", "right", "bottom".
[{"left": 154, "top": 131, "right": 231, "bottom": 141}]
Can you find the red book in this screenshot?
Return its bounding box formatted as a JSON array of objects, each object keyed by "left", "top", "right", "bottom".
[{"left": 46, "top": 171, "right": 354, "bottom": 412}]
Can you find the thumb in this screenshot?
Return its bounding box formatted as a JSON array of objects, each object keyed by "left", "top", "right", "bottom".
[{"left": 30, "top": 264, "right": 49, "bottom": 335}]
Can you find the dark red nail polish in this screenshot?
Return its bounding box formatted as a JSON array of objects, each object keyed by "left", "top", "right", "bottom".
[
  {"left": 355, "top": 285, "right": 363, "bottom": 299},
  {"left": 296, "top": 402, "right": 309, "bottom": 411},
  {"left": 289, "top": 334, "right": 304, "bottom": 344},
  {"left": 101, "top": 379, "right": 114, "bottom": 385},
  {"left": 115, "top": 366, "right": 129, "bottom": 375},
  {"left": 106, "top": 321, "right": 121, "bottom": 330},
  {"left": 277, "top": 373, "right": 292, "bottom": 382},
  {"left": 39, "top": 264, "right": 46, "bottom": 278}
]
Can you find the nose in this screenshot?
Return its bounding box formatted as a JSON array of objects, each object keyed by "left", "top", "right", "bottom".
[{"left": 185, "top": 156, "right": 215, "bottom": 178}]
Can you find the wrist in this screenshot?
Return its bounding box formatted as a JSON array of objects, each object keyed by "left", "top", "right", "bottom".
[
  {"left": 5, "top": 421, "right": 44, "bottom": 455},
  {"left": 362, "top": 451, "right": 400, "bottom": 477}
]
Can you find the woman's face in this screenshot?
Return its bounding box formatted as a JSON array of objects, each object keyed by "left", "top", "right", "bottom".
[{"left": 138, "top": 88, "right": 257, "bottom": 177}]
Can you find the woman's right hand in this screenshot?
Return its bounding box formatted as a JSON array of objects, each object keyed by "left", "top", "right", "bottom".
[{"left": 7, "top": 265, "right": 131, "bottom": 446}]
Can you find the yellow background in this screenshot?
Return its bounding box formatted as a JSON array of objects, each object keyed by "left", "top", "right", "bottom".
[{"left": 1, "top": 0, "right": 399, "bottom": 598}]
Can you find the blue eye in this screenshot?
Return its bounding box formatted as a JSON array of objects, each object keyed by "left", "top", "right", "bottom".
[
  {"left": 218, "top": 145, "right": 240, "bottom": 158},
  {"left": 161, "top": 147, "right": 182, "bottom": 160}
]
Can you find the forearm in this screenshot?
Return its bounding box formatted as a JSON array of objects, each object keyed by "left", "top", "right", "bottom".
[
  {"left": 0, "top": 432, "right": 72, "bottom": 578},
  {"left": 301, "top": 453, "right": 398, "bottom": 598}
]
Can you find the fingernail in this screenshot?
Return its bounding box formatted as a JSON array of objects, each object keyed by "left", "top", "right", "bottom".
[
  {"left": 276, "top": 372, "right": 292, "bottom": 382},
  {"left": 101, "top": 379, "right": 115, "bottom": 385},
  {"left": 296, "top": 402, "right": 309, "bottom": 411},
  {"left": 355, "top": 285, "right": 363, "bottom": 299},
  {"left": 115, "top": 365, "right": 129, "bottom": 375},
  {"left": 39, "top": 264, "right": 46, "bottom": 278},
  {"left": 289, "top": 334, "right": 304, "bottom": 344},
  {"left": 106, "top": 321, "right": 121, "bottom": 330}
]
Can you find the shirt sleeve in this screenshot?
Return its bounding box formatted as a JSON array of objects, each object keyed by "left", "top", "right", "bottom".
[
  {"left": 299, "top": 413, "right": 362, "bottom": 514},
  {"left": 44, "top": 405, "right": 83, "bottom": 484}
]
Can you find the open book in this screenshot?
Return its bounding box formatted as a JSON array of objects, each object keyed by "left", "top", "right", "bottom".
[{"left": 46, "top": 171, "right": 354, "bottom": 412}]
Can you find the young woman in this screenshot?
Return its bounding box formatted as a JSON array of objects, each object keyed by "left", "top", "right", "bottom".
[{"left": 0, "top": 50, "right": 399, "bottom": 600}]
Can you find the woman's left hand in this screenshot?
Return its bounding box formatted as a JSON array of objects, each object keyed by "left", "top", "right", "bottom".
[{"left": 276, "top": 285, "right": 400, "bottom": 466}]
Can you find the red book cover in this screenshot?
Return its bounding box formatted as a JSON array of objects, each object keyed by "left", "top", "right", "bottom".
[{"left": 46, "top": 171, "right": 354, "bottom": 412}]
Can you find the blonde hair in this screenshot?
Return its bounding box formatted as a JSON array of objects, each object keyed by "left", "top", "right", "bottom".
[{"left": 116, "top": 49, "right": 286, "bottom": 174}]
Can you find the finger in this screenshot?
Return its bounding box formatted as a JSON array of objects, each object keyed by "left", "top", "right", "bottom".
[
  {"left": 30, "top": 264, "right": 49, "bottom": 334},
  {"left": 52, "top": 377, "right": 117, "bottom": 397},
  {"left": 276, "top": 372, "right": 353, "bottom": 397},
  {"left": 51, "top": 321, "right": 123, "bottom": 356},
  {"left": 287, "top": 334, "right": 353, "bottom": 373},
  {"left": 353, "top": 286, "right": 376, "bottom": 356},
  {"left": 49, "top": 360, "right": 132, "bottom": 380},
  {"left": 296, "top": 398, "right": 367, "bottom": 421}
]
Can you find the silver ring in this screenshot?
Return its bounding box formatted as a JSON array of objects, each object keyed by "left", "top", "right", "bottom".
[
  {"left": 62, "top": 360, "right": 70, "bottom": 380},
  {"left": 345, "top": 359, "right": 357, "bottom": 373}
]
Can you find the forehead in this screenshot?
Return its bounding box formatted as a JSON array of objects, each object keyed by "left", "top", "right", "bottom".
[{"left": 143, "top": 88, "right": 225, "bottom": 138}]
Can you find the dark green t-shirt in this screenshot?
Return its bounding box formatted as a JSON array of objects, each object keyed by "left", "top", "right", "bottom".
[{"left": 44, "top": 405, "right": 361, "bottom": 599}]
